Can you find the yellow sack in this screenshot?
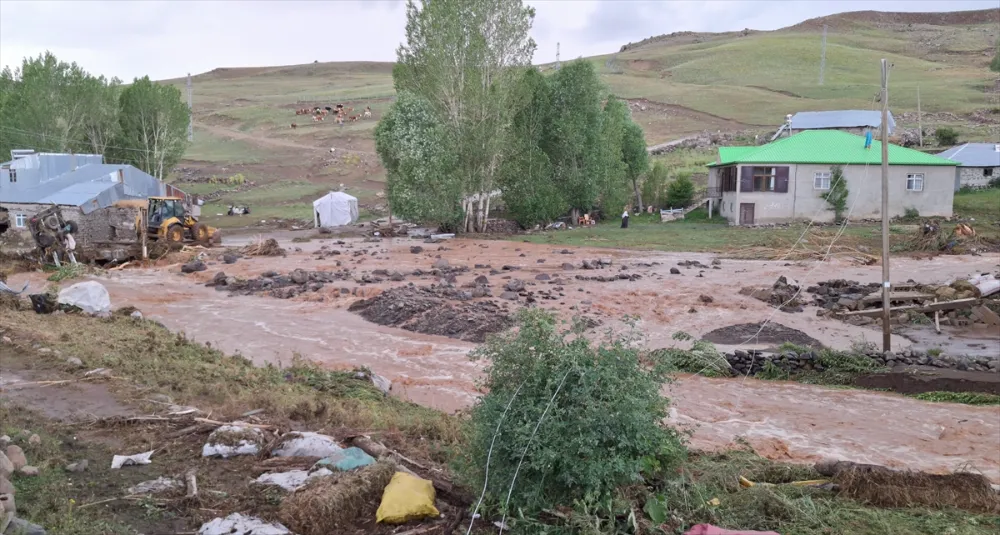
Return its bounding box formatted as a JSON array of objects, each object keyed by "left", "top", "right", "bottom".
[{"left": 375, "top": 471, "right": 440, "bottom": 524}]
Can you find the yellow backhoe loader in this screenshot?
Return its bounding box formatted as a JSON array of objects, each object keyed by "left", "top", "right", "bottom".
[{"left": 137, "top": 196, "right": 219, "bottom": 244}]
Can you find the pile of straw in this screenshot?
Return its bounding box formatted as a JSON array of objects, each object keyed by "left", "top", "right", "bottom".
[
  {"left": 827, "top": 462, "right": 998, "bottom": 513},
  {"left": 241, "top": 237, "right": 286, "bottom": 257},
  {"left": 279, "top": 460, "right": 396, "bottom": 535}
]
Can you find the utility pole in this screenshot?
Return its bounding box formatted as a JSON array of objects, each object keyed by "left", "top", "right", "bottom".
[
  {"left": 556, "top": 42, "right": 561, "bottom": 70},
  {"left": 917, "top": 86, "right": 923, "bottom": 147},
  {"left": 187, "top": 73, "right": 194, "bottom": 142},
  {"left": 819, "top": 24, "right": 827, "bottom": 85},
  {"left": 880, "top": 58, "right": 891, "bottom": 352}
]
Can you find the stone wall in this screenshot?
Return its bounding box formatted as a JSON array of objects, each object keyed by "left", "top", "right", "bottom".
[
  {"left": 959, "top": 167, "right": 998, "bottom": 189},
  {"left": 723, "top": 347, "right": 999, "bottom": 377},
  {"left": 0, "top": 202, "right": 140, "bottom": 259}
]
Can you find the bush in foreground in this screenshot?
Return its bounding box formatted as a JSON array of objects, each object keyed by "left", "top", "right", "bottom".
[{"left": 462, "top": 310, "right": 685, "bottom": 516}]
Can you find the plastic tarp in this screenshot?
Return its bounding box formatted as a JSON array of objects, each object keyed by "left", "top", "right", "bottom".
[
  {"left": 272, "top": 432, "right": 344, "bottom": 458},
  {"left": 314, "top": 446, "right": 376, "bottom": 472},
  {"left": 57, "top": 281, "right": 111, "bottom": 315},
  {"left": 198, "top": 513, "right": 291, "bottom": 535},
  {"left": 313, "top": 191, "right": 359, "bottom": 228}
]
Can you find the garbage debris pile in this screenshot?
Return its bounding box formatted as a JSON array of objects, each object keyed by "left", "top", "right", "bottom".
[
  {"left": 908, "top": 221, "right": 994, "bottom": 254},
  {"left": 808, "top": 274, "right": 1000, "bottom": 329}
]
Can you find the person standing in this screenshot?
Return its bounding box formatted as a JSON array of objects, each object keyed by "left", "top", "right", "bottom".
[{"left": 621, "top": 206, "right": 629, "bottom": 229}]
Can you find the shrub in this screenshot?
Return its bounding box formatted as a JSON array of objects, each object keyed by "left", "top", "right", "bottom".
[
  {"left": 820, "top": 165, "right": 849, "bottom": 223},
  {"left": 641, "top": 161, "right": 669, "bottom": 209},
  {"left": 991, "top": 41, "right": 1000, "bottom": 73},
  {"left": 934, "top": 127, "right": 959, "bottom": 146},
  {"left": 903, "top": 207, "right": 920, "bottom": 220},
  {"left": 664, "top": 172, "right": 696, "bottom": 208},
  {"left": 462, "top": 310, "right": 684, "bottom": 515}
]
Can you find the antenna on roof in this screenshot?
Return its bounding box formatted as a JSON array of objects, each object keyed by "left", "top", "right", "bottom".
[{"left": 818, "top": 24, "right": 827, "bottom": 85}]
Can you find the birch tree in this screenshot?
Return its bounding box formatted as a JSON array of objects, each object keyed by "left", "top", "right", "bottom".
[
  {"left": 389, "top": 0, "right": 536, "bottom": 232},
  {"left": 622, "top": 121, "right": 649, "bottom": 210},
  {"left": 115, "top": 76, "right": 189, "bottom": 179}
]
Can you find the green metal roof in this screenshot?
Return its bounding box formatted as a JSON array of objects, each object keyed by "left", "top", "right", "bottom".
[
  {"left": 717, "top": 147, "right": 757, "bottom": 165},
  {"left": 708, "top": 130, "right": 959, "bottom": 167}
]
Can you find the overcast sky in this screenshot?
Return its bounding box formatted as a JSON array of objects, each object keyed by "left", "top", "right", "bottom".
[{"left": 1, "top": 0, "right": 996, "bottom": 81}]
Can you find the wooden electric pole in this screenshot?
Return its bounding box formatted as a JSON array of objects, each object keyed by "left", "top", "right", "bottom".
[
  {"left": 917, "top": 86, "right": 923, "bottom": 147},
  {"left": 880, "top": 59, "right": 891, "bottom": 352}
]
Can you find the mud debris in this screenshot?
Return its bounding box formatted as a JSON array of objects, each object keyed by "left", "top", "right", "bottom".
[
  {"left": 702, "top": 322, "right": 823, "bottom": 348},
  {"left": 348, "top": 285, "right": 513, "bottom": 343},
  {"left": 740, "top": 276, "right": 804, "bottom": 312}
]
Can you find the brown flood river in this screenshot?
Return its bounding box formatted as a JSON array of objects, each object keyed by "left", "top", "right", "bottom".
[{"left": 10, "top": 236, "right": 999, "bottom": 481}]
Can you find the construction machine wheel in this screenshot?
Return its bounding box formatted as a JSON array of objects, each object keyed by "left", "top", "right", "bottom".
[
  {"left": 166, "top": 224, "right": 184, "bottom": 243},
  {"left": 191, "top": 223, "right": 209, "bottom": 243},
  {"left": 43, "top": 214, "right": 61, "bottom": 231},
  {"left": 35, "top": 233, "right": 55, "bottom": 248}
]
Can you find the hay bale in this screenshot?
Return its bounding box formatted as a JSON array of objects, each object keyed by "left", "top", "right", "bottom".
[
  {"left": 832, "top": 463, "right": 999, "bottom": 513},
  {"left": 279, "top": 459, "right": 396, "bottom": 535},
  {"left": 242, "top": 237, "right": 286, "bottom": 257}
]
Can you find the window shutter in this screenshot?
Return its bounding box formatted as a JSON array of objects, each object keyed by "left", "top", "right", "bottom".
[
  {"left": 740, "top": 166, "right": 753, "bottom": 192},
  {"left": 775, "top": 167, "right": 790, "bottom": 193}
]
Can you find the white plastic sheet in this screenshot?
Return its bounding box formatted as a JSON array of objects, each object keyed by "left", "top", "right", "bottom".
[
  {"left": 198, "top": 513, "right": 291, "bottom": 535},
  {"left": 202, "top": 425, "right": 264, "bottom": 458},
  {"left": 271, "top": 432, "right": 344, "bottom": 458},
  {"left": 111, "top": 450, "right": 154, "bottom": 469},
  {"left": 254, "top": 468, "right": 333, "bottom": 491},
  {"left": 57, "top": 281, "right": 111, "bottom": 315}
]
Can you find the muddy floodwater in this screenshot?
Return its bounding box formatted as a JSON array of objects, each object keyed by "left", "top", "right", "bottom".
[{"left": 10, "top": 235, "right": 1000, "bottom": 481}]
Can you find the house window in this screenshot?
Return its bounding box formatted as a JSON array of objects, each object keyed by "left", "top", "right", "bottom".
[
  {"left": 720, "top": 166, "right": 738, "bottom": 192},
  {"left": 906, "top": 173, "right": 924, "bottom": 192},
  {"left": 753, "top": 167, "right": 777, "bottom": 192},
  {"left": 814, "top": 172, "right": 831, "bottom": 190},
  {"left": 984, "top": 168, "right": 994, "bottom": 177},
  {"left": 14, "top": 214, "right": 27, "bottom": 228},
  {"left": 7, "top": 169, "right": 15, "bottom": 183}
]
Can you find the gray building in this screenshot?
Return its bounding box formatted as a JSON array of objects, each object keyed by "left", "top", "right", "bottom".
[
  {"left": 0, "top": 150, "right": 179, "bottom": 253},
  {"left": 789, "top": 110, "right": 895, "bottom": 136},
  {"left": 936, "top": 143, "right": 1000, "bottom": 191}
]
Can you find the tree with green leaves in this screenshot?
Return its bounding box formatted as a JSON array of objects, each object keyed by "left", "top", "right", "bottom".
[
  {"left": 594, "top": 96, "right": 630, "bottom": 215},
  {"left": 389, "top": 0, "right": 536, "bottom": 232},
  {"left": 0, "top": 52, "right": 121, "bottom": 158},
  {"left": 665, "top": 172, "right": 696, "bottom": 208},
  {"left": 642, "top": 160, "right": 669, "bottom": 209},
  {"left": 374, "top": 91, "right": 463, "bottom": 228},
  {"left": 622, "top": 120, "right": 649, "bottom": 210},
  {"left": 497, "top": 68, "right": 563, "bottom": 227},
  {"left": 546, "top": 60, "right": 604, "bottom": 222},
  {"left": 115, "top": 76, "right": 189, "bottom": 180},
  {"left": 821, "top": 165, "right": 849, "bottom": 223}
]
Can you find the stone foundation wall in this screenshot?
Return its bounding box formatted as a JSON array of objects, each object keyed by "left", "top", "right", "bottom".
[
  {"left": 959, "top": 167, "right": 998, "bottom": 189},
  {"left": 724, "top": 348, "right": 998, "bottom": 376}
]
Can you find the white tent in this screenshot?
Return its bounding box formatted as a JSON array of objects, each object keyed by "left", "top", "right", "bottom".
[{"left": 313, "top": 191, "right": 359, "bottom": 228}]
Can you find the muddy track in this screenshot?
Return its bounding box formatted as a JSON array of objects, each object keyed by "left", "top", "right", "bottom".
[{"left": 194, "top": 121, "right": 377, "bottom": 156}]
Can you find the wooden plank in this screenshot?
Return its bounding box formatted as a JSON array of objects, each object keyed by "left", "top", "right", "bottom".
[
  {"left": 860, "top": 291, "right": 934, "bottom": 304},
  {"left": 838, "top": 298, "right": 977, "bottom": 318}
]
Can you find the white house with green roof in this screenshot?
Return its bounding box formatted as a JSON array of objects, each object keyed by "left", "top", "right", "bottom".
[{"left": 706, "top": 130, "right": 958, "bottom": 225}]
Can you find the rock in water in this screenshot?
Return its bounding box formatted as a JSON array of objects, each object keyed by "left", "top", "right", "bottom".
[{"left": 180, "top": 261, "right": 207, "bottom": 274}]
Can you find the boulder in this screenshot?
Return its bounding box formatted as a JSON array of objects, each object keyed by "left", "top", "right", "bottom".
[
  {"left": 222, "top": 254, "right": 239, "bottom": 264},
  {"left": 57, "top": 281, "right": 111, "bottom": 315},
  {"left": 0, "top": 475, "right": 13, "bottom": 495},
  {"left": 670, "top": 267, "right": 681, "bottom": 275},
  {"left": 433, "top": 258, "right": 450, "bottom": 269},
  {"left": 180, "top": 261, "right": 207, "bottom": 274},
  {"left": 4, "top": 447, "right": 25, "bottom": 471},
  {"left": 410, "top": 246, "right": 424, "bottom": 254},
  {"left": 18, "top": 466, "right": 38, "bottom": 476},
  {"left": 5, "top": 517, "right": 46, "bottom": 535},
  {"left": 500, "top": 291, "right": 519, "bottom": 301},
  {"left": 562, "top": 263, "right": 575, "bottom": 270},
  {"left": 0, "top": 452, "right": 13, "bottom": 478},
  {"left": 290, "top": 269, "right": 309, "bottom": 285}
]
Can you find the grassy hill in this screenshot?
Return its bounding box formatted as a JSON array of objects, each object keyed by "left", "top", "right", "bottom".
[{"left": 162, "top": 8, "right": 1000, "bottom": 229}]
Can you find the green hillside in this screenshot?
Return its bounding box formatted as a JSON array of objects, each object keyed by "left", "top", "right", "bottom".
[{"left": 160, "top": 8, "right": 999, "bottom": 227}]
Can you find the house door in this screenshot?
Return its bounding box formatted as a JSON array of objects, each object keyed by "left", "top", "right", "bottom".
[{"left": 739, "top": 203, "right": 755, "bottom": 225}]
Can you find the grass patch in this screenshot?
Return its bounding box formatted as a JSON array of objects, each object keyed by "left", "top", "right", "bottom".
[
  {"left": 0, "top": 309, "right": 463, "bottom": 449},
  {"left": 0, "top": 404, "right": 146, "bottom": 535},
  {"left": 912, "top": 391, "right": 1000, "bottom": 406},
  {"left": 183, "top": 127, "right": 262, "bottom": 164}
]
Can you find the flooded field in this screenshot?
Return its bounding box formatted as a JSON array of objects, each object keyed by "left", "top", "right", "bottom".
[{"left": 9, "top": 233, "right": 999, "bottom": 481}]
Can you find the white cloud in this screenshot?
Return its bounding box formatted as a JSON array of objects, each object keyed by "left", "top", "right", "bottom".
[{"left": 1, "top": 0, "right": 996, "bottom": 81}]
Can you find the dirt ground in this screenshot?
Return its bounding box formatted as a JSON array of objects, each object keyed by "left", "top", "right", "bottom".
[{"left": 7, "top": 232, "right": 1000, "bottom": 482}]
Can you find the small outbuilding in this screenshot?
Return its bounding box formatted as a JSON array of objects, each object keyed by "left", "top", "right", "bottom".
[
  {"left": 313, "top": 191, "right": 359, "bottom": 228},
  {"left": 936, "top": 143, "right": 1000, "bottom": 191}
]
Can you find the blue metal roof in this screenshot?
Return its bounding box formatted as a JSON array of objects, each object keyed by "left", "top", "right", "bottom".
[
  {"left": 791, "top": 110, "right": 895, "bottom": 135},
  {"left": 936, "top": 143, "right": 1000, "bottom": 168},
  {"left": 1, "top": 163, "right": 164, "bottom": 212}
]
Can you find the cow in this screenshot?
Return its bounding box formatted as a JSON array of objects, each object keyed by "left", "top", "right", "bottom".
[
  {"left": 324, "top": 106, "right": 333, "bottom": 112},
  {"left": 313, "top": 115, "right": 324, "bottom": 122},
  {"left": 363, "top": 106, "right": 372, "bottom": 119},
  {"left": 291, "top": 123, "right": 298, "bottom": 129},
  {"left": 349, "top": 115, "right": 359, "bottom": 122}
]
